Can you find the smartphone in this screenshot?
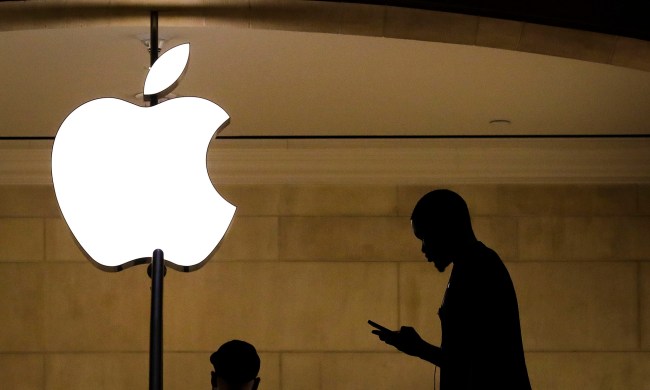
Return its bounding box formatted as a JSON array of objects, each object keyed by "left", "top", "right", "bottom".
[{"left": 368, "top": 319, "right": 392, "bottom": 333}]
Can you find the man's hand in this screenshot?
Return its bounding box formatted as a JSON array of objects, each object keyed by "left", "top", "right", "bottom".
[{"left": 368, "top": 320, "right": 426, "bottom": 357}]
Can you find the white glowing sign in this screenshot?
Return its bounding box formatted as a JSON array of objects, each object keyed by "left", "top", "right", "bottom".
[{"left": 52, "top": 43, "right": 235, "bottom": 271}]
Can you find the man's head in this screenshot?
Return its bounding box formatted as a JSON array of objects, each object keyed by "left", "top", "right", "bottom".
[
  {"left": 411, "top": 189, "right": 476, "bottom": 272},
  {"left": 210, "top": 340, "right": 260, "bottom": 390}
]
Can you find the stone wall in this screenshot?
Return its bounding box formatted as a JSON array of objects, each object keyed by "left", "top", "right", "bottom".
[{"left": 0, "top": 184, "right": 648, "bottom": 389}]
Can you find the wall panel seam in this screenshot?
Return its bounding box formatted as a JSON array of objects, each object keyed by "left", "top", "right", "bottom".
[{"left": 638, "top": 260, "right": 642, "bottom": 351}]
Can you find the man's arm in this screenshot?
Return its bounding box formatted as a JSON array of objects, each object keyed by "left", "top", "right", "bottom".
[{"left": 369, "top": 321, "right": 443, "bottom": 366}]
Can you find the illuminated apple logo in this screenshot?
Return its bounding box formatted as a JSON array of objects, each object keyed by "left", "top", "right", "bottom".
[{"left": 52, "top": 43, "right": 235, "bottom": 272}]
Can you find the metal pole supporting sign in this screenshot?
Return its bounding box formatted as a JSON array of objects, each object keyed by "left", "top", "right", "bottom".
[
  {"left": 149, "top": 248, "right": 164, "bottom": 390},
  {"left": 148, "top": 11, "right": 163, "bottom": 390}
]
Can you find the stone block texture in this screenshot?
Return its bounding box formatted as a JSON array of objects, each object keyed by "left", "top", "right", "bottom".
[{"left": 0, "top": 184, "right": 647, "bottom": 389}]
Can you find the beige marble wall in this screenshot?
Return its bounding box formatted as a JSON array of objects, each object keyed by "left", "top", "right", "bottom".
[{"left": 0, "top": 184, "right": 648, "bottom": 389}]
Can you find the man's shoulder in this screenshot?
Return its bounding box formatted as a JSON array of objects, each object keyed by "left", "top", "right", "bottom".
[
  {"left": 466, "top": 241, "right": 512, "bottom": 280},
  {"left": 473, "top": 241, "right": 502, "bottom": 264}
]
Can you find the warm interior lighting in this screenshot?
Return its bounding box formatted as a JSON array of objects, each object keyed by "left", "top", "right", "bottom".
[{"left": 51, "top": 43, "right": 235, "bottom": 271}]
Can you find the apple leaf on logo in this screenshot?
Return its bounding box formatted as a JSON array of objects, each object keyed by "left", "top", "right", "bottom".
[{"left": 144, "top": 43, "right": 190, "bottom": 97}]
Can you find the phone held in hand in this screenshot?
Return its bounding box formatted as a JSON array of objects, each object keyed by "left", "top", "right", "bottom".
[{"left": 368, "top": 320, "right": 392, "bottom": 333}]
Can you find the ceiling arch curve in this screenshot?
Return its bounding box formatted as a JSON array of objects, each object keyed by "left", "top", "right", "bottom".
[
  {"left": 1, "top": 1, "right": 649, "bottom": 72},
  {"left": 1, "top": 1, "right": 650, "bottom": 184}
]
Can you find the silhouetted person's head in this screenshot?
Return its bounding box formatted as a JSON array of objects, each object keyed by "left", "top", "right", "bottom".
[
  {"left": 210, "top": 340, "right": 261, "bottom": 390},
  {"left": 411, "top": 189, "right": 476, "bottom": 272}
]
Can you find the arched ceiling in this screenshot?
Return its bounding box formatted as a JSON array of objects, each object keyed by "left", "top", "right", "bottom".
[
  {"left": 345, "top": 0, "right": 650, "bottom": 41},
  {"left": 1, "top": 1, "right": 649, "bottom": 184}
]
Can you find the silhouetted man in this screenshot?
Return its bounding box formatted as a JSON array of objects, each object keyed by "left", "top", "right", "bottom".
[
  {"left": 370, "top": 189, "right": 531, "bottom": 389},
  {"left": 210, "top": 340, "right": 261, "bottom": 390}
]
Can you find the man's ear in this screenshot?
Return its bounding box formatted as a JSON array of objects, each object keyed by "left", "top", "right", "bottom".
[{"left": 252, "top": 377, "right": 261, "bottom": 390}]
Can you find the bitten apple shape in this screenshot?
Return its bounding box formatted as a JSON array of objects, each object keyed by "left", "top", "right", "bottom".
[{"left": 51, "top": 43, "right": 235, "bottom": 271}]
